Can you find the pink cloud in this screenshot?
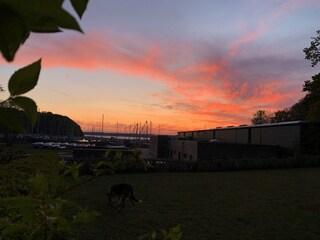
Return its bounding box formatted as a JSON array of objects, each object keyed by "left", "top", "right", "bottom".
[
  {"left": 229, "top": 0, "right": 307, "bottom": 56},
  {"left": 6, "top": 28, "right": 304, "bottom": 132}
]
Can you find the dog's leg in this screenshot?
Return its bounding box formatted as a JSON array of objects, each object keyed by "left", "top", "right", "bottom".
[{"left": 118, "top": 194, "right": 125, "bottom": 209}]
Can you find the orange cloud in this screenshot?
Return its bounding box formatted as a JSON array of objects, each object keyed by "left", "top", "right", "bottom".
[{"left": 5, "top": 28, "right": 304, "bottom": 134}]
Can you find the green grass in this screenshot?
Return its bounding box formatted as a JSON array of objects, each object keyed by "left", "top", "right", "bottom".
[
  {"left": 1, "top": 145, "right": 320, "bottom": 239},
  {"left": 63, "top": 169, "right": 320, "bottom": 240}
]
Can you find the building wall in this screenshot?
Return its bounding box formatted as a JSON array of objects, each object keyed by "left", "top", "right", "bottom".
[
  {"left": 177, "top": 132, "right": 185, "bottom": 138},
  {"left": 204, "top": 130, "right": 215, "bottom": 140},
  {"left": 260, "top": 125, "right": 300, "bottom": 149},
  {"left": 215, "top": 129, "right": 236, "bottom": 143},
  {"left": 185, "top": 131, "right": 193, "bottom": 138},
  {"left": 197, "top": 142, "right": 284, "bottom": 160},
  {"left": 251, "top": 128, "right": 261, "bottom": 145},
  {"left": 168, "top": 140, "right": 198, "bottom": 161},
  {"left": 149, "top": 135, "right": 169, "bottom": 158},
  {"left": 192, "top": 130, "right": 214, "bottom": 141},
  {"left": 178, "top": 122, "right": 304, "bottom": 149},
  {"left": 236, "top": 128, "right": 249, "bottom": 144},
  {"left": 251, "top": 125, "right": 301, "bottom": 148}
]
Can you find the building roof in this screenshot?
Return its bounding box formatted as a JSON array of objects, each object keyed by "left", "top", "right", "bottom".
[{"left": 178, "top": 120, "right": 307, "bottom": 134}]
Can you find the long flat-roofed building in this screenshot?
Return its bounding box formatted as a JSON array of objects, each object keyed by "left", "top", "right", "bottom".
[
  {"left": 178, "top": 121, "right": 307, "bottom": 149},
  {"left": 150, "top": 121, "right": 308, "bottom": 161}
]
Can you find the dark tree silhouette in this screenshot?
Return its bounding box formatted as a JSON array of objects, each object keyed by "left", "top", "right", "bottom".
[
  {"left": 251, "top": 110, "right": 272, "bottom": 125},
  {"left": 303, "top": 30, "right": 320, "bottom": 121},
  {"left": 304, "top": 30, "right": 320, "bottom": 67},
  {"left": 0, "top": 111, "right": 83, "bottom": 138}
]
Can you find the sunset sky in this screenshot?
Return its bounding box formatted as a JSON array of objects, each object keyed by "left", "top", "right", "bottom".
[{"left": 1, "top": 0, "right": 320, "bottom": 134}]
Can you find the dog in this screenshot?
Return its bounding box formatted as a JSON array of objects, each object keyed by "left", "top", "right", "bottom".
[{"left": 106, "top": 183, "right": 142, "bottom": 209}]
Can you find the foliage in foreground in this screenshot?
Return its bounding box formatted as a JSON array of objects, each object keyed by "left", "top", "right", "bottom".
[
  {"left": 104, "top": 149, "right": 151, "bottom": 174},
  {"left": 0, "top": 146, "right": 156, "bottom": 239},
  {"left": 0, "top": 173, "right": 99, "bottom": 240},
  {"left": 139, "top": 225, "right": 183, "bottom": 240},
  {"left": 138, "top": 225, "right": 182, "bottom": 240},
  {"left": 0, "top": 0, "right": 88, "bottom": 134},
  {"left": 0, "top": 149, "right": 99, "bottom": 239}
]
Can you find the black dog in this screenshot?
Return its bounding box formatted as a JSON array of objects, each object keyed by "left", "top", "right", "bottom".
[{"left": 106, "top": 183, "right": 142, "bottom": 209}]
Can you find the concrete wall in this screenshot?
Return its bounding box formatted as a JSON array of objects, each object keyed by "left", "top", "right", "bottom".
[
  {"left": 149, "top": 135, "right": 169, "bottom": 158},
  {"left": 168, "top": 140, "right": 198, "bottom": 161}
]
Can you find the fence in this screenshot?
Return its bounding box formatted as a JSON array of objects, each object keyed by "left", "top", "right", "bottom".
[{"left": 146, "top": 155, "right": 320, "bottom": 172}]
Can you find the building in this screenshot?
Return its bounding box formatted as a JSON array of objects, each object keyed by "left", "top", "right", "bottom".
[{"left": 150, "top": 121, "right": 307, "bottom": 161}]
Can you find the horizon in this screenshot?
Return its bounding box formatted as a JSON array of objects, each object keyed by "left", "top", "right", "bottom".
[{"left": 1, "top": 0, "right": 320, "bottom": 135}]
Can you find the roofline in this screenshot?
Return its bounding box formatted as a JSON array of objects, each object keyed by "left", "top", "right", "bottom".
[{"left": 177, "top": 120, "right": 308, "bottom": 134}]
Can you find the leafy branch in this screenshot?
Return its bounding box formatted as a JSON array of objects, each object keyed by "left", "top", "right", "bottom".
[{"left": 0, "top": 0, "right": 89, "bottom": 133}]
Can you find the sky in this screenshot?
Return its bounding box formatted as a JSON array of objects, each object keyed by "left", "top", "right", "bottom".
[{"left": 1, "top": 0, "right": 320, "bottom": 135}]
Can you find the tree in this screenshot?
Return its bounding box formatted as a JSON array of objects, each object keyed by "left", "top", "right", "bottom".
[
  {"left": 272, "top": 109, "right": 291, "bottom": 123},
  {"left": 303, "top": 31, "right": 320, "bottom": 121},
  {"left": 304, "top": 30, "right": 320, "bottom": 67},
  {"left": 303, "top": 73, "right": 320, "bottom": 100},
  {"left": 288, "top": 99, "right": 308, "bottom": 121},
  {"left": 250, "top": 110, "right": 272, "bottom": 125}
]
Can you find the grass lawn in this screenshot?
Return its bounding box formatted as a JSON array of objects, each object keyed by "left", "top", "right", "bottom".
[{"left": 63, "top": 168, "right": 320, "bottom": 240}]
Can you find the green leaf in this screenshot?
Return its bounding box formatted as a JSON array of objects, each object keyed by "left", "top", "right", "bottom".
[
  {"left": 151, "top": 230, "right": 157, "bottom": 240},
  {"left": 59, "top": 160, "right": 66, "bottom": 169},
  {"left": 0, "top": 220, "right": 9, "bottom": 229},
  {"left": 30, "top": 173, "right": 48, "bottom": 195},
  {"left": 95, "top": 169, "right": 105, "bottom": 176},
  {"left": 73, "top": 210, "right": 99, "bottom": 224},
  {"left": 114, "top": 151, "right": 123, "bottom": 160},
  {"left": 64, "top": 162, "right": 82, "bottom": 178},
  {"left": 53, "top": 6, "right": 83, "bottom": 33},
  {"left": 160, "top": 229, "right": 168, "bottom": 238},
  {"left": 0, "top": 107, "right": 26, "bottom": 133},
  {"left": 96, "top": 160, "right": 107, "bottom": 168},
  {"left": 63, "top": 167, "right": 72, "bottom": 176},
  {"left": 1, "top": 223, "right": 27, "bottom": 237},
  {"left": 11, "top": 96, "right": 37, "bottom": 125},
  {"left": 171, "top": 225, "right": 181, "bottom": 234},
  {"left": 54, "top": 216, "right": 73, "bottom": 235},
  {"left": 1, "top": 0, "right": 83, "bottom": 33},
  {"left": 70, "top": 0, "right": 89, "bottom": 18},
  {"left": 8, "top": 59, "right": 41, "bottom": 96},
  {"left": 0, "top": 196, "right": 38, "bottom": 223},
  {"left": 0, "top": 4, "right": 30, "bottom": 62},
  {"left": 137, "top": 233, "right": 150, "bottom": 240},
  {"left": 76, "top": 162, "right": 84, "bottom": 170},
  {"left": 104, "top": 149, "right": 111, "bottom": 159}
]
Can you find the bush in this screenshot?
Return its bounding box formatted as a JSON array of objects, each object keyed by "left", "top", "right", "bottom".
[
  {"left": 0, "top": 150, "right": 62, "bottom": 197},
  {"left": 106, "top": 149, "right": 151, "bottom": 173}
]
